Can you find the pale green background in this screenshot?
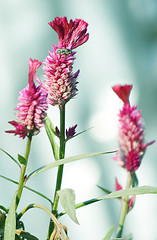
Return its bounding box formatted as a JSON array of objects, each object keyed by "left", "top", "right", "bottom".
[{"left": 0, "top": 0, "right": 157, "bottom": 239}]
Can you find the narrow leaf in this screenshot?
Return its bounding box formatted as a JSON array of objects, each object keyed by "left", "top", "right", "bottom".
[
  {"left": 58, "top": 189, "right": 79, "bottom": 224},
  {"left": 16, "top": 229, "right": 39, "bottom": 240},
  {"left": 4, "top": 193, "right": 16, "bottom": 240},
  {"left": 45, "top": 116, "right": 59, "bottom": 160},
  {"left": 0, "top": 148, "right": 21, "bottom": 168},
  {"left": 66, "top": 127, "right": 93, "bottom": 142},
  {"left": 97, "top": 185, "right": 111, "bottom": 194},
  {"left": 103, "top": 225, "right": 115, "bottom": 240},
  {"left": 59, "top": 186, "right": 157, "bottom": 217},
  {"left": 27, "top": 151, "right": 116, "bottom": 181},
  {"left": 0, "top": 175, "right": 53, "bottom": 205},
  {"left": 18, "top": 154, "right": 26, "bottom": 165}
]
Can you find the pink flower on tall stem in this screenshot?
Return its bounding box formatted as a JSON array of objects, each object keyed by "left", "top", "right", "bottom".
[
  {"left": 36, "top": 17, "right": 89, "bottom": 107},
  {"left": 6, "top": 59, "right": 48, "bottom": 139},
  {"left": 112, "top": 84, "right": 154, "bottom": 172}
]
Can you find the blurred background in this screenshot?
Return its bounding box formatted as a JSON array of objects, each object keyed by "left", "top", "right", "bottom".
[{"left": 0, "top": 0, "right": 157, "bottom": 239}]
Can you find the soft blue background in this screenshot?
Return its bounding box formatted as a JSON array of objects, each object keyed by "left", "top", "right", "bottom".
[{"left": 0, "top": 0, "right": 157, "bottom": 239}]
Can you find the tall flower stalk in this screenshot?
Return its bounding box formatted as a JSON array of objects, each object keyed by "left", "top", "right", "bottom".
[
  {"left": 112, "top": 84, "right": 154, "bottom": 238},
  {"left": 6, "top": 58, "right": 48, "bottom": 209},
  {"left": 36, "top": 17, "right": 89, "bottom": 238}
]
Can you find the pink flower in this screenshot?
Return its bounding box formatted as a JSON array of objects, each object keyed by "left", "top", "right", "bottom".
[
  {"left": 6, "top": 59, "right": 48, "bottom": 139},
  {"left": 36, "top": 17, "right": 89, "bottom": 107},
  {"left": 49, "top": 17, "right": 89, "bottom": 50},
  {"left": 112, "top": 84, "right": 154, "bottom": 172}
]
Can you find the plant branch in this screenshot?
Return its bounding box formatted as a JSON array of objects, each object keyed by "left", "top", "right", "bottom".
[
  {"left": 116, "top": 171, "right": 132, "bottom": 238},
  {"left": 16, "top": 133, "right": 32, "bottom": 209}
]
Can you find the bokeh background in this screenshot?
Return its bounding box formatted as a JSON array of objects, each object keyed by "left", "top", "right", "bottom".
[{"left": 1, "top": 0, "right": 157, "bottom": 239}]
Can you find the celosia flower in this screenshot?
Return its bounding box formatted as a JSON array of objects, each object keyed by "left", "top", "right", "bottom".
[
  {"left": 36, "top": 17, "right": 89, "bottom": 107},
  {"left": 49, "top": 17, "right": 89, "bottom": 50},
  {"left": 6, "top": 59, "right": 48, "bottom": 139},
  {"left": 112, "top": 84, "right": 154, "bottom": 172}
]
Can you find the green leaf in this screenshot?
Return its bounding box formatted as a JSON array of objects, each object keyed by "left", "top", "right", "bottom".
[
  {"left": 0, "top": 148, "right": 21, "bottom": 168},
  {"left": 16, "top": 229, "right": 39, "bottom": 240},
  {"left": 0, "top": 175, "right": 53, "bottom": 205},
  {"left": 45, "top": 116, "right": 59, "bottom": 160},
  {"left": 103, "top": 186, "right": 157, "bottom": 198},
  {"left": 59, "top": 186, "right": 157, "bottom": 217},
  {"left": 58, "top": 188, "right": 79, "bottom": 224},
  {"left": 27, "top": 150, "right": 115, "bottom": 181},
  {"left": 97, "top": 185, "right": 111, "bottom": 194},
  {"left": 18, "top": 154, "right": 26, "bottom": 165},
  {"left": 4, "top": 193, "right": 16, "bottom": 240},
  {"left": 103, "top": 225, "right": 115, "bottom": 240}
]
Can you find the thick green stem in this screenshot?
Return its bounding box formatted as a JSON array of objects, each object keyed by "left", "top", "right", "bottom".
[
  {"left": 116, "top": 171, "right": 132, "bottom": 238},
  {"left": 47, "top": 105, "right": 66, "bottom": 239},
  {"left": 16, "top": 134, "right": 32, "bottom": 209}
]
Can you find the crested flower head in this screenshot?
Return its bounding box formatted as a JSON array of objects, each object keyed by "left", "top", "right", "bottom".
[
  {"left": 6, "top": 58, "right": 48, "bottom": 139},
  {"left": 112, "top": 84, "right": 154, "bottom": 172},
  {"left": 36, "top": 17, "right": 89, "bottom": 107},
  {"left": 49, "top": 17, "right": 89, "bottom": 50}
]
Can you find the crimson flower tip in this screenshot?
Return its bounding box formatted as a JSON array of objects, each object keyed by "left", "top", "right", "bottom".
[
  {"left": 49, "top": 16, "right": 89, "bottom": 50},
  {"left": 112, "top": 84, "right": 132, "bottom": 105}
]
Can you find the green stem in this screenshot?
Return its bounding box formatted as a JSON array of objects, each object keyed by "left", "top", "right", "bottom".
[
  {"left": 16, "top": 134, "right": 32, "bottom": 209},
  {"left": 116, "top": 171, "right": 132, "bottom": 238},
  {"left": 47, "top": 104, "right": 66, "bottom": 239}
]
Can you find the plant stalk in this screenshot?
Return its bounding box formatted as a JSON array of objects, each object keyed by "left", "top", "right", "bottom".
[
  {"left": 16, "top": 133, "right": 32, "bottom": 209},
  {"left": 47, "top": 104, "right": 66, "bottom": 239},
  {"left": 116, "top": 171, "right": 132, "bottom": 238}
]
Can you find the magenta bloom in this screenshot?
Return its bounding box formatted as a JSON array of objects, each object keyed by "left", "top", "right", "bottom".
[
  {"left": 36, "top": 17, "right": 89, "bottom": 107},
  {"left": 49, "top": 17, "right": 89, "bottom": 50},
  {"left": 112, "top": 84, "right": 154, "bottom": 172},
  {"left": 6, "top": 59, "right": 48, "bottom": 139}
]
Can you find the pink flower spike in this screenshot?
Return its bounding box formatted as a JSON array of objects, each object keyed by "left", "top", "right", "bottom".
[
  {"left": 43, "top": 44, "right": 79, "bottom": 107},
  {"left": 112, "top": 84, "right": 132, "bottom": 104},
  {"left": 6, "top": 59, "right": 48, "bottom": 139},
  {"left": 49, "top": 17, "right": 89, "bottom": 49},
  {"left": 113, "top": 84, "right": 155, "bottom": 172}
]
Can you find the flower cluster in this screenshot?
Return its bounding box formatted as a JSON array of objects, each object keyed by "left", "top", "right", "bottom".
[
  {"left": 36, "top": 17, "right": 89, "bottom": 107},
  {"left": 112, "top": 84, "right": 154, "bottom": 172},
  {"left": 6, "top": 59, "right": 48, "bottom": 139},
  {"left": 6, "top": 17, "right": 89, "bottom": 139}
]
